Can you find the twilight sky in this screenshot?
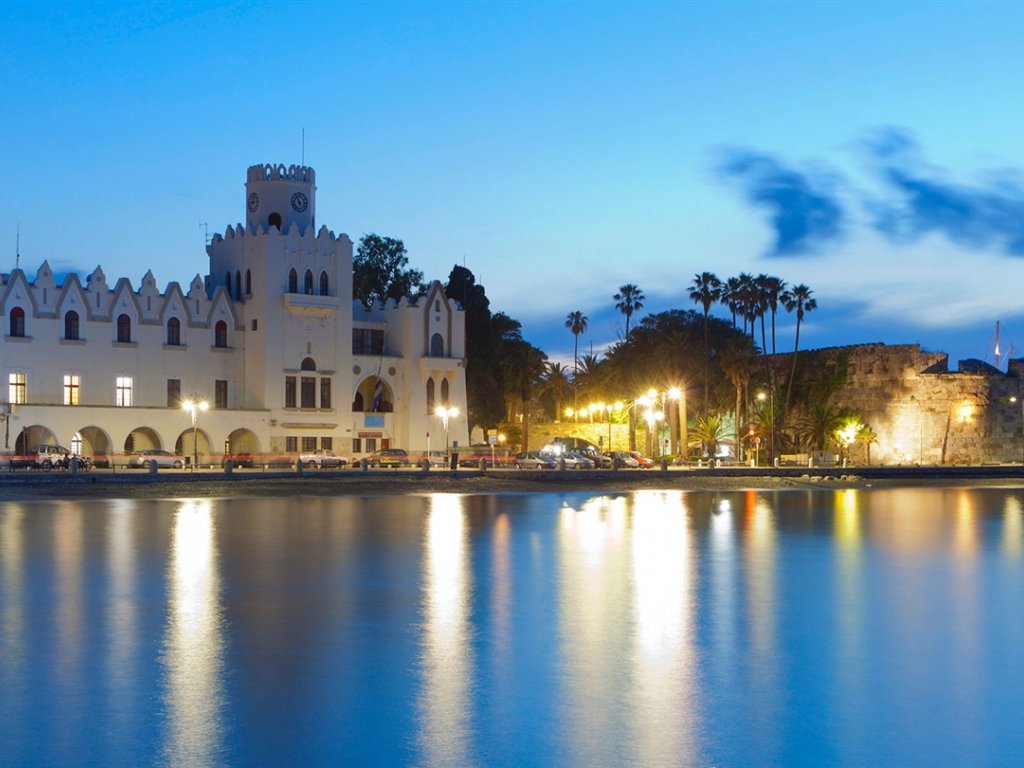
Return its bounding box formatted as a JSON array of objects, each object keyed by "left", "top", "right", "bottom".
[{"left": 4, "top": 1, "right": 1024, "bottom": 368}]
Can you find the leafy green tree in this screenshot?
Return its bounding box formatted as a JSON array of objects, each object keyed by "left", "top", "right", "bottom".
[
  {"left": 504, "top": 340, "right": 548, "bottom": 450},
  {"left": 354, "top": 234, "right": 424, "bottom": 308},
  {"left": 613, "top": 284, "right": 645, "bottom": 340},
  {"left": 718, "top": 336, "right": 759, "bottom": 460}
]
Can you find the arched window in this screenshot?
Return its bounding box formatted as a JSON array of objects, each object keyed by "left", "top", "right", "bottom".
[
  {"left": 235, "top": 271, "right": 242, "bottom": 299},
  {"left": 430, "top": 333, "right": 444, "bottom": 357},
  {"left": 245, "top": 269, "right": 252, "bottom": 295},
  {"left": 64, "top": 310, "right": 79, "bottom": 340},
  {"left": 214, "top": 320, "right": 228, "bottom": 348},
  {"left": 319, "top": 271, "right": 329, "bottom": 296},
  {"left": 167, "top": 317, "right": 181, "bottom": 346},
  {"left": 353, "top": 392, "right": 364, "bottom": 412},
  {"left": 268, "top": 212, "right": 282, "bottom": 229},
  {"left": 288, "top": 268, "right": 298, "bottom": 293},
  {"left": 300, "top": 357, "right": 317, "bottom": 371},
  {"left": 116, "top": 313, "right": 131, "bottom": 343},
  {"left": 426, "top": 378, "right": 435, "bottom": 411},
  {"left": 304, "top": 270, "right": 314, "bottom": 295},
  {"left": 9, "top": 307, "right": 25, "bottom": 337},
  {"left": 441, "top": 378, "right": 450, "bottom": 403},
  {"left": 225, "top": 272, "right": 232, "bottom": 299},
  {"left": 435, "top": 299, "right": 440, "bottom": 312}
]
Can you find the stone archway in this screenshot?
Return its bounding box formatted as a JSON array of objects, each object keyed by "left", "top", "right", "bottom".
[
  {"left": 14, "top": 425, "right": 58, "bottom": 455},
  {"left": 124, "top": 427, "right": 162, "bottom": 454},
  {"left": 74, "top": 425, "right": 113, "bottom": 463},
  {"left": 227, "top": 428, "right": 260, "bottom": 456},
  {"left": 175, "top": 429, "right": 212, "bottom": 467}
]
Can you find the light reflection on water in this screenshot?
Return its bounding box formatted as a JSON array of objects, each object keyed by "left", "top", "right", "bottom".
[{"left": 1, "top": 487, "right": 1023, "bottom": 767}]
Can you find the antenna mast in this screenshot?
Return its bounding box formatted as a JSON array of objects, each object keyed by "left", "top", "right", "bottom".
[
  {"left": 302, "top": 128, "right": 305, "bottom": 166},
  {"left": 15, "top": 222, "right": 20, "bottom": 269}
]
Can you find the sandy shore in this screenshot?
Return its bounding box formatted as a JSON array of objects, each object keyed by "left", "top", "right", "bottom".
[{"left": 3, "top": 466, "right": 1024, "bottom": 500}]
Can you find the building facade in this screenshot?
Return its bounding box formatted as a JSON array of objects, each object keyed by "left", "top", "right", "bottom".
[{"left": 0, "top": 163, "right": 469, "bottom": 464}]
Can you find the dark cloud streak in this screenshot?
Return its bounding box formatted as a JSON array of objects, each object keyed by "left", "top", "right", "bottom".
[
  {"left": 716, "top": 151, "right": 845, "bottom": 257},
  {"left": 865, "top": 128, "right": 1024, "bottom": 255}
]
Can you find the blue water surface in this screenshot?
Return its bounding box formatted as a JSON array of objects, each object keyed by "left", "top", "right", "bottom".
[{"left": 1, "top": 487, "right": 1023, "bottom": 767}]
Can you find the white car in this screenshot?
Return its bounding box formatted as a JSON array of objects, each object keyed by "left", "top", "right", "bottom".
[
  {"left": 298, "top": 449, "right": 347, "bottom": 468},
  {"left": 128, "top": 449, "right": 186, "bottom": 469},
  {"left": 561, "top": 451, "right": 596, "bottom": 469}
]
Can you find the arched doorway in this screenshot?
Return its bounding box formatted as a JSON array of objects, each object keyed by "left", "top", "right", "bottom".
[
  {"left": 353, "top": 376, "right": 394, "bottom": 412},
  {"left": 227, "top": 428, "right": 260, "bottom": 456},
  {"left": 75, "top": 425, "right": 113, "bottom": 462}
]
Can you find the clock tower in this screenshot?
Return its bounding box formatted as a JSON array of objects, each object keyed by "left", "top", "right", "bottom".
[{"left": 245, "top": 163, "right": 316, "bottom": 233}]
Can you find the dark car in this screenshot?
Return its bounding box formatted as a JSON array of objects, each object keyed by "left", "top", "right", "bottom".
[
  {"left": 226, "top": 453, "right": 256, "bottom": 468},
  {"left": 357, "top": 448, "right": 410, "bottom": 468}
]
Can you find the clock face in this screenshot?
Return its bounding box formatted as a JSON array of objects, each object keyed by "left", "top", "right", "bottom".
[
  {"left": 247, "top": 192, "right": 259, "bottom": 213},
  {"left": 291, "top": 192, "right": 309, "bottom": 213}
]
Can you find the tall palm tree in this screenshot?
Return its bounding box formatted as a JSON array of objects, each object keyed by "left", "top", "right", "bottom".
[
  {"left": 545, "top": 362, "right": 571, "bottom": 422},
  {"left": 719, "top": 336, "right": 759, "bottom": 462},
  {"left": 781, "top": 284, "right": 817, "bottom": 415},
  {"left": 722, "top": 276, "right": 742, "bottom": 329},
  {"left": 689, "top": 272, "right": 721, "bottom": 410},
  {"left": 736, "top": 272, "right": 757, "bottom": 338},
  {"left": 613, "top": 284, "right": 645, "bottom": 340},
  {"left": 753, "top": 274, "right": 773, "bottom": 354},
  {"left": 565, "top": 310, "right": 588, "bottom": 410},
  {"left": 763, "top": 275, "right": 787, "bottom": 355}
]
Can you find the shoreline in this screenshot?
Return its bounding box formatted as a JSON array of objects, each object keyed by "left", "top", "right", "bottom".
[{"left": 3, "top": 465, "right": 1024, "bottom": 500}]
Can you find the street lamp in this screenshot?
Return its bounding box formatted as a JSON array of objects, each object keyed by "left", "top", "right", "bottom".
[
  {"left": 182, "top": 398, "right": 208, "bottom": 471},
  {"left": 757, "top": 389, "right": 775, "bottom": 467},
  {"left": 434, "top": 405, "right": 459, "bottom": 456}
]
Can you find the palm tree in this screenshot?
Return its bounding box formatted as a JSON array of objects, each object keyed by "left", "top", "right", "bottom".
[
  {"left": 857, "top": 424, "right": 878, "bottom": 465},
  {"left": 508, "top": 341, "right": 548, "bottom": 450},
  {"left": 736, "top": 272, "right": 757, "bottom": 338},
  {"left": 763, "top": 275, "right": 787, "bottom": 355},
  {"left": 781, "top": 284, "right": 817, "bottom": 415},
  {"left": 613, "top": 284, "right": 645, "bottom": 340},
  {"left": 565, "top": 310, "right": 588, "bottom": 409},
  {"left": 689, "top": 272, "right": 721, "bottom": 410},
  {"left": 722, "top": 276, "right": 742, "bottom": 329},
  {"left": 545, "top": 362, "right": 571, "bottom": 422}
]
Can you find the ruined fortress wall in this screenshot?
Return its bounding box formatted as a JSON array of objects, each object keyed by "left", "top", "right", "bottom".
[{"left": 811, "top": 344, "right": 1022, "bottom": 465}]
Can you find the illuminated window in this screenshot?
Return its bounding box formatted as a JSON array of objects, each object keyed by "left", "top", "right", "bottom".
[
  {"left": 115, "top": 376, "right": 132, "bottom": 406},
  {"left": 63, "top": 374, "right": 81, "bottom": 405},
  {"left": 9, "top": 372, "right": 26, "bottom": 404}
]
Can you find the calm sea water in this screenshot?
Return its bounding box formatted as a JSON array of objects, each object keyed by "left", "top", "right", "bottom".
[{"left": 1, "top": 488, "right": 1023, "bottom": 767}]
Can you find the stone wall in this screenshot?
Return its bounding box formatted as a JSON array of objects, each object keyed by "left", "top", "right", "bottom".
[{"left": 795, "top": 344, "right": 1023, "bottom": 465}]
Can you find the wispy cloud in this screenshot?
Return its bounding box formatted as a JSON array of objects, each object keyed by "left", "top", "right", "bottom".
[
  {"left": 863, "top": 127, "right": 1024, "bottom": 254},
  {"left": 716, "top": 150, "right": 845, "bottom": 257}
]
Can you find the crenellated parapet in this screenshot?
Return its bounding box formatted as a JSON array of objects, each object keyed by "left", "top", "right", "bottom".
[{"left": 247, "top": 163, "right": 315, "bottom": 184}]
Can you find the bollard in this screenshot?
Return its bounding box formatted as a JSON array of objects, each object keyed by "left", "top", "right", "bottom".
[
  {"left": 450, "top": 452, "right": 459, "bottom": 472},
  {"left": 149, "top": 460, "right": 158, "bottom": 476},
  {"left": 661, "top": 457, "right": 669, "bottom": 471},
  {"left": 479, "top": 458, "right": 487, "bottom": 472},
  {"left": 697, "top": 458, "right": 702, "bottom": 468},
  {"left": 70, "top": 457, "right": 78, "bottom": 475},
  {"left": 612, "top": 456, "right": 620, "bottom": 470},
  {"left": 225, "top": 459, "right": 233, "bottom": 476},
  {"left": 842, "top": 458, "right": 848, "bottom": 468},
  {"left": 808, "top": 457, "right": 814, "bottom": 468},
  {"left": 774, "top": 457, "right": 779, "bottom": 468},
  {"left": 421, "top": 458, "right": 430, "bottom": 472},
  {"left": 558, "top": 457, "right": 566, "bottom": 471},
  {"left": 750, "top": 458, "right": 755, "bottom": 468},
  {"left": 296, "top": 460, "right": 304, "bottom": 475},
  {"left": 362, "top": 459, "right": 369, "bottom": 473}
]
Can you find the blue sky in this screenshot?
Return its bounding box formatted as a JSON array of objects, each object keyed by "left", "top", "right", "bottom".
[{"left": 4, "top": 1, "right": 1024, "bottom": 368}]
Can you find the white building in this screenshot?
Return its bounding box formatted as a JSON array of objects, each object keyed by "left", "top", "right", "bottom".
[{"left": 0, "top": 163, "right": 469, "bottom": 465}]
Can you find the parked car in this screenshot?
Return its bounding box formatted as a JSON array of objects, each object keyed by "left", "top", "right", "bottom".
[
  {"left": 606, "top": 451, "right": 640, "bottom": 468},
  {"left": 560, "top": 451, "right": 596, "bottom": 469},
  {"left": 13, "top": 444, "right": 88, "bottom": 470},
  {"left": 355, "top": 448, "right": 410, "bottom": 468},
  {"left": 127, "top": 449, "right": 186, "bottom": 469},
  {"left": 628, "top": 451, "right": 654, "bottom": 468},
  {"left": 513, "top": 451, "right": 557, "bottom": 469},
  {"left": 298, "top": 449, "right": 347, "bottom": 468},
  {"left": 423, "top": 450, "right": 449, "bottom": 467},
  {"left": 226, "top": 452, "right": 256, "bottom": 468}
]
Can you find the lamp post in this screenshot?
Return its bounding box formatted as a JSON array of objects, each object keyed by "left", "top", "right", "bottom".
[
  {"left": 757, "top": 389, "right": 775, "bottom": 467},
  {"left": 435, "top": 405, "right": 459, "bottom": 456},
  {"left": 182, "top": 398, "right": 208, "bottom": 471}
]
